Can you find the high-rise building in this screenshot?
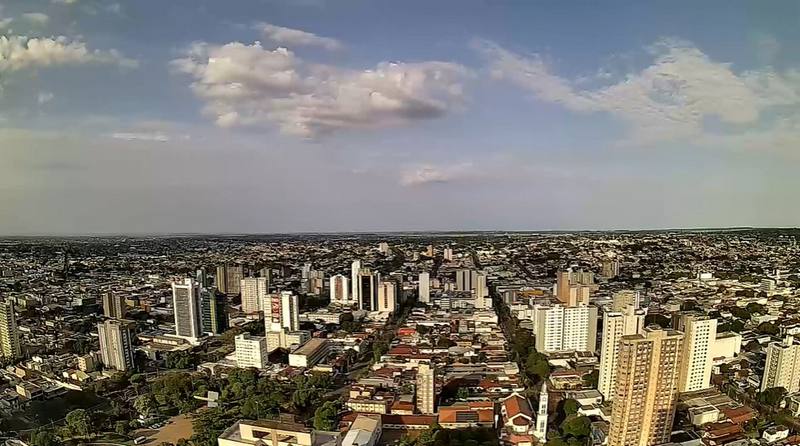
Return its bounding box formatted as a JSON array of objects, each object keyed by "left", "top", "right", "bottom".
[
  {"left": 456, "top": 269, "right": 476, "bottom": 292},
  {"left": 98, "top": 319, "right": 136, "bottom": 371},
  {"left": 608, "top": 329, "right": 684, "bottom": 446},
  {"left": 416, "top": 361, "right": 435, "bottom": 414},
  {"left": 102, "top": 292, "right": 126, "bottom": 319},
  {"left": 329, "top": 274, "right": 350, "bottom": 306},
  {"left": 533, "top": 304, "right": 597, "bottom": 353},
  {"left": 612, "top": 290, "right": 639, "bottom": 311},
  {"left": 678, "top": 315, "right": 717, "bottom": 393},
  {"left": 762, "top": 336, "right": 800, "bottom": 393},
  {"left": 602, "top": 259, "right": 620, "bottom": 279},
  {"left": 418, "top": 272, "right": 430, "bottom": 304},
  {"left": 172, "top": 278, "right": 202, "bottom": 343},
  {"left": 534, "top": 382, "right": 548, "bottom": 442},
  {"left": 555, "top": 270, "right": 593, "bottom": 306},
  {"left": 264, "top": 291, "right": 299, "bottom": 333},
  {"left": 555, "top": 270, "right": 571, "bottom": 304},
  {"left": 0, "top": 299, "right": 21, "bottom": 360},
  {"left": 598, "top": 304, "right": 646, "bottom": 400},
  {"left": 351, "top": 260, "right": 362, "bottom": 305},
  {"left": 378, "top": 281, "right": 397, "bottom": 313},
  {"left": 378, "top": 242, "right": 390, "bottom": 254},
  {"left": 216, "top": 264, "right": 244, "bottom": 295},
  {"left": 358, "top": 269, "right": 380, "bottom": 311},
  {"left": 240, "top": 277, "right": 268, "bottom": 315},
  {"left": 200, "top": 288, "right": 227, "bottom": 335},
  {"left": 235, "top": 334, "right": 268, "bottom": 369},
  {"left": 474, "top": 273, "right": 488, "bottom": 308},
  {"left": 196, "top": 268, "right": 209, "bottom": 287},
  {"left": 443, "top": 247, "right": 454, "bottom": 261}
]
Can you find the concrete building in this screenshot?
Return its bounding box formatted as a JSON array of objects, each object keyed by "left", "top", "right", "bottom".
[
  {"left": 607, "top": 329, "right": 684, "bottom": 446},
  {"left": 217, "top": 418, "right": 328, "bottom": 446},
  {"left": 264, "top": 291, "right": 299, "bottom": 333},
  {"left": 598, "top": 304, "right": 646, "bottom": 400},
  {"left": 101, "top": 292, "right": 126, "bottom": 319},
  {"left": 235, "top": 334, "right": 268, "bottom": 369},
  {"left": 216, "top": 264, "right": 244, "bottom": 296},
  {"left": 418, "top": 272, "right": 430, "bottom": 304},
  {"left": 762, "top": 336, "right": 800, "bottom": 393},
  {"left": 357, "top": 269, "right": 380, "bottom": 312},
  {"left": 98, "top": 319, "right": 135, "bottom": 371},
  {"left": 416, "top": 361, "right": 435, "bottom": 414},
  {"left": 329, "top": 274, "right": 350, "bottom": 306},
  {"left": 351, "top": 260, "right": 362, "bottom": 306},
  {"left": 533, "top": 304, "right": 597, "bottom": 353},
  {"left": 0, "top": 299, "right": 20, "bottom": 360},
  {"left": 678, "top": 315, "right": 717, "bottom": 393},
  {"left": 240, "top": 277, "right": 268, "bottom": 315},
  {"left": 288, "top": 338, "right": 330, "bottom": 368},
  {"left": 200, "top": 288, "right": 227, "bottom": 335},
  {"left": 342, "top": 415, "right": 382, "bottom": 446},
  {"left": 534, "top": 382, "right": 548, "bottom": 442},
  {"left": 172, "top": 278, "right": 202, "bottom": 343},
  {"left": 377, "top": 280, "right": 396, "bottom": 313}
]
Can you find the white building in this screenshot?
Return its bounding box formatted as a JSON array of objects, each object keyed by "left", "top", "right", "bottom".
[
  {"left": 351, "top": 260, "right": 362, "bottom": 306},
  {"left": 235, "top": 334, "right": 268, "bottom": 369},
  {"left": 377, "top": 281, "right": 396, "bottom": 313},
  {"left": 533, "top": 304, "right": 597, "bottom": 353},
  {"left": 418, "top": 272, "right": 430, "bottom": 304},
  {"left": 762, "top": 336, "right": 800, "bottom": 392},
  {"left": 240, "top": 277, "right": 268, "bottom": 315},
  {"left": 416, "top": 361, "right": 435, "bottom": 414},
  {"left": 598, "top": 304, "right": 646, "bottom": 400},
  {"left": 329, "top": 274, "right": 350, "bottom": 306},
  {"left": 172, "top": 278, "right": 202, "bottom": 343},
  {"left": 678, "top": 315, "right": 717, "bottom": 392},
  {"left": 264, "top": 291, "right": 299, "bottom": 333}
]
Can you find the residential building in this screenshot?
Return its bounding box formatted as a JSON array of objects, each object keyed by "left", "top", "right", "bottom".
[
  {"left": 378, "top": 280, "right": 396, "bottom": 313},
  {"left": 102, "top": 292, "right": 126, "bottom": 319},
  {"left": 172, "top": 278, "right": 202, "bottom": 343},
  {"left": 235, "top": 334, "right": 268, "bottom": 369},
  {"left": 533, "top": 304, "right": 597, "bottom": 353},
  {"left": 416, "top": 361, "right": 435, "bottom": 414},
  {"left": 330, "top": 274, "right": 350, "bottom": 306},
  {"left": 761, "top": 336, "right": 800, "bottom": 393},
  {"left": 216, "top": 264, "right": 244, "bottom": 296},
  {"left": 351, "top": 260, "right": 362, "bottom": 306},
  {"left": 98, "top": 319, "right": 136, "bottom": 371},
  {"left": 598, "top": 304, "right": 646, "bottom": 400},
  {"left": 0, "top": 299, "right": 20, "bottom": 360},
  {"left": 678, "top": 315, "right": 717, "bottom": 393},
  {"left": 240, "top": 277, "right": 268, "bottom": 315},
  {"left": 607, "top": 329, "right": 684, "bottom": 446}
]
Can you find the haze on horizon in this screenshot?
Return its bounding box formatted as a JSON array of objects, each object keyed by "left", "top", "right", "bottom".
[{"left": 1, "top": 0, "right": 799, "bottom": 235}]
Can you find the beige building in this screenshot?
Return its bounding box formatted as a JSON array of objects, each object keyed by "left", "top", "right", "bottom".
[
  {"left": 377, "top": 281, "right": 397, "bottom": 313},
  {"left": 217, "top": 417, "right": 337, "bottom": 446},
  {"left": 98, "top": 319, "right": 136, "bottom": 371},
  {"left": 102, "top": 292, "right": 126, "bottom": 319},
  {"left": 288, "top": 338, "right": 330, "bottom": 368},
  {"left": 416, "top": 361, "right": 435, "bottom": 414},
  {"left": 678, "top": 315, "right": 717, "bottom": 393},
  {"left": 598, "top": 304, "right": 645, "bottom": 400},
  {"left": 235, "top": 334, "right": 268, "bottom": 369},
  {"left": 0, "top": 299, "right": 20, "bottom": 360},
  {"left": 532, "top": 304, "right": 597, "bottom": 353},
  {"left": 240, "top": 277, "right": 268, "bottom": 316},
  {"left": 762, "top": 336, "right": 800, "bottom": 392},
  {"left": 608, "top": 329, "right": 684, "bottom": 446}
]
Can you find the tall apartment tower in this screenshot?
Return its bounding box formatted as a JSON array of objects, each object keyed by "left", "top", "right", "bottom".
[
  {"left": 762, "top": 336, "right": 800, "bottom": 392},
  {"left": 216, "top": 264, "right": 244, "bottom": 295},
  {"left": 264, "top": 291, "right": 299, "bottom": 333},
  {"left": 240, "top": 277, "right": 268, "bottom": 315},
  {"left": 678, "top": 315, "right": 717, "bottom": 392},
  {"left": 98, "top": 319, "right": 136, "bottom": 371},
  {"left": 172, "top": 278, "right": 202, "bottom": 343},
  {"left": 456, "top": 269, "right": 475, "bottom": 292},
  {"left": 200, "top": 288, "right": 227, "bottom": 335},
  {"left": 0, "top": 299, "right": 21, "bottom": 360},
  {"left": 608, "top": 329, "right": 684, "bottom": 446},
  {"left": 358, "top": 269, "right": 380, "bottom": 312},
  {"left": 102, "top": 292, "right": 126, "bottom": 319},
  {"left": 418, "top": 272, "right": 430, "bottom": 304},
  {"left": 329, "top": 274, "right": 350, "bottom": 306},
  {"left": 533, "top": 304, "right": 598, "bottom": 353},
  {"left": 534, "top": 382, "right": 548, "bottom": 442},
  {"left": 351, "top": 260, "right": 362, "bottom": 305},
  {"left": 378, "top": 281, "right": 397, "bottom": 313},
  {"left": 598, "top": 304, "right": 646, "bottom": 400},
  {"left": 235, "top": 334, "right": 268, "bottom": 369},
  {"left": 416, "top": 361, "right": 435, "bottom": 414}
]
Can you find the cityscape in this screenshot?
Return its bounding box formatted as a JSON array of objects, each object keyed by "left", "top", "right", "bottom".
[
  {"left": 2, "top": 1, "right": 800, "bottom": 446},
  {"left": 0, "top": 231, "right": 799, "bottom": 446}
]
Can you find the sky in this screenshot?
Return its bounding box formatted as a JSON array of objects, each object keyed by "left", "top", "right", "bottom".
[{"left": 1, "top": 0, "right": 799, "bottom": 235}]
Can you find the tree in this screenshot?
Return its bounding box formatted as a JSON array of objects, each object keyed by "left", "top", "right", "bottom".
[
  {"left": 746, "top": 303, "right": 766, "bottom": 315},
  {"left": 582, "top": 369, "right": 599, "bottom": 389},
  {"left": 29, "top": 429, "right": 61, "bottom": 446},
  {"left": 644, "top": 314, "right": 671, "bottom": 328},
  {"left": 65, "top": 409, "right": 92, "bottom": 438},
  {"left": 313, "top": 401, "right": 340, "bottom": 431},
  {"left": 134, "top": 393, "right": 157, "bottom": 418},
  {"left": 456, "top": 387, "right": 470, "bottom": 400},
  {"left": 560, "top": 415, "right": 591, "bottom": 439},
  {"left": 115, "top": 421, "right": 130, "bottom": 436},
  {"left": 372, "top": 340, "right": 389, "bottom": 362},
  {"left": 525, "top": 350, "right": 550, "bottom": 383},
  {"left": 562, "top": 399, "right": 579, "bottom": 416},
  {"left": 757, "top": 387, "right": 787, "bottom": 407},
  {"left": 756, "top": 322, "right": 779, "bottom": 336}
]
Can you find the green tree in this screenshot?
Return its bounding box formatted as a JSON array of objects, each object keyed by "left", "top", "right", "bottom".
[
  {"left": 560, "top": 415, "right": 591, "bottom": 439},
  {"left": 65, "top": 409, "right": 92, "bottom": 438},
  {"left": 134, "top": 393, "right": 158, "bottom": 418},
  {"left": 456, "top": 387, "right": 469, "bottom": 400},
  {"left": 562, "top": 399, "right": 579, "bottom": 416},
  {"left": 29, "top": 429, "right": 61, "bottom": 446},
  {"left": 313, "top": 401, "right": 340, "bottom": 431},
  {"left": 582, "top": 369, "right": 599, "bottom": 388},
  {"left": 757, "top": 387, "right": 787, "bottom": 407},
  {"left": 115, "top": 421, "right": 130, "bottom": 436},
  {"left": 756, "top": 322, "right": 779, "bottom": 336},
  {"left": 525, "top": 350, "right": 550, "bottom": 382}
]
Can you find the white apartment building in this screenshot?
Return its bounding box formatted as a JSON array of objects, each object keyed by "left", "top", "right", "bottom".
[
  {"left": 762, "top": 336, "right": 800, "bottom": 393},
  {"left": 235, "top": 334, "right": 268, "bottom": 369},
  {"left": 240, "top": 277, "right": 268, "bottom": 315},
  {"left": 533, "top": 304, "right": 597, "bottom": 353},
  {"left": 598, "top": 304, "right": 645, "bottom": 400},
  {"left": 678, "top": 315, "right": 717, "bottom": 392}
]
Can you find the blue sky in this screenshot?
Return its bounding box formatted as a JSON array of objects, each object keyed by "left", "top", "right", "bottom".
[{"left": 1, "top": 0, "right": 799, "bottom": 234}]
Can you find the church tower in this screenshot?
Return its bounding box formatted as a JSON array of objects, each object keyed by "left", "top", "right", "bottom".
[{"left": 534, "top": 382, "right": 548, "bottom": 442}]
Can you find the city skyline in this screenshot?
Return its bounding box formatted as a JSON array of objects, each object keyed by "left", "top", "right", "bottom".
[{"left": 2, "top": 0, "right": 800, "bottom": 235}]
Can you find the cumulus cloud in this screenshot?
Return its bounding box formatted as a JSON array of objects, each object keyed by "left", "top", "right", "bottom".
[
  {"left": 21, "top": 12, "right": 49, "bottom": 25},
  {"left": 37, "top": 91, "right": 54, "bottom": 104},
  {"left": 0, "top": 35, "right": 137, "bottom": 72},
  {"left": 400, "top": 162, "right": 476, "bottom": 186},
  {"left": 172, "top": 40, "right": 469, "bottom": 137},
  {"left": 478, "top": 38, "right": 800, "bottom": 147},
  {"left": 256, "top": 23, "right": 342, "bottom": 51}
]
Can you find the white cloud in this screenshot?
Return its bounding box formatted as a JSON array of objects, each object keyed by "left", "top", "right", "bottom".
[
  {"left": 172, "top": 40, "right": 469, "bottom": 137},
  {"left": 400, "top": 162, "right": 476, "bottom": 186},
  {"left": 52, "top": 0, "right": 80, "bottom": 4},
  {"left": 21, "top": 12, "right": 49, "bottom": 25},
  {"left": 37, "top": 91, "right": 54, "bottom": 104},
  {"left": 0, "top": 18, "right": 12, "bottom": 29},
  {"left": 478, "top": 38, "right": 800, "bottom": 147},
  {"left": 0, "top": 35, "right": 137, "bottom": 72},
  {"left": 256, "top": 23, "right": 342, "bottom": 51},
  {"left": 110, "top": 132, "right": 170, "bottom": 142}
]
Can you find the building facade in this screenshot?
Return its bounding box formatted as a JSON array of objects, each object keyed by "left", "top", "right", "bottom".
[{"left": 98, "top": 319, "right": 136, "bottom": 371}]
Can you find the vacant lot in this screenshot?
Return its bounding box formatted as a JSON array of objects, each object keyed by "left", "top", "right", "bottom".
[{"left": 135, "top": 413, "right": 194, "bottom": 445}]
